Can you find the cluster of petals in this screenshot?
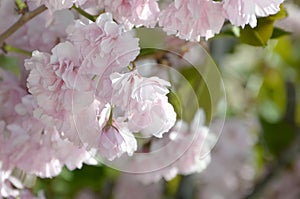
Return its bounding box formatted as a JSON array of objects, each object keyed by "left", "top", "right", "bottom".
[
  {"left": 28, "top": 0, "right": 103, "bottom": 12},
  {"left": 0, "top": 72, "right": 95, "bottom": 177},
  {"left": 1, "top": 0, "right": 74, "bottom": 54},
  {"left": 104, "top": 0, "right": 160, "bottom": 29},
  {"left": 197, "top": 118, "right": 258, "bottom": 199},
  {"left": 0, "top": 171, "right": 46, "bottom": 199},
  {"left": 25, "top": 13, "right": 139, "bottom": 142},
  {"left": 97, "top": 104, "right": 137, "bottom": 161},
  {"left": 111, "top": 70, "right": 176, "bottom": 138},
  {"left": 159, "top": 0, "right": 226, "bottom": 41},
  {"left": 25, "top": 13, "right": 141, "bottom": 161},
  {"left": 127, "top": 109, "right": 213, "bottom": 184},
  {"left": 223, "top": 0, "right": 284, "bottom": 28}
]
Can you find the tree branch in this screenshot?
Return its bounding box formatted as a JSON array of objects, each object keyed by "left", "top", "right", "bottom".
[{"left": 0, "top": 5, "right": 47, "bottom": 45}]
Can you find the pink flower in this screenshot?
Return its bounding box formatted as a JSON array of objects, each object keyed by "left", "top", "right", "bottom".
[
  {"left": 2, "top": 95, "right": 96, "bottom": 178},
  {"left": 67, "top": 13, "right": 140, "bottom": 76},
  {"left": 97, "top": 104, "right": 137, "bottom": 161},
  {"left": 0, "top": 168, "right": 22, "bottom": 198},
  {"left": 197, "top": 118, "right": 258, "bottom": 199},
  {"left": 124, "top": 109, "right": 213, "bottom": 184},
  {"left": 223, "top": 0, "right": 284, "bottom": 28},
  {"left": 29, "top": 0, "right": 103, "bottom": 12},
  {"left": 159, "top": 0, "right": 225, "bottom": 41},
  {"left": 0, "top": 69, "right": 27, "bottom": 124},
  {"left": 104, "top": 0, "right": 160, "bottom": 29},
  {"left": 110, "top": 70, "right": 176, "bottom": 138},
  {"left": 29, "top": 0, "right": 74, "bottom": 11},
  {"left": 25, "top": 41, "right": 96, "bottom": 129}
]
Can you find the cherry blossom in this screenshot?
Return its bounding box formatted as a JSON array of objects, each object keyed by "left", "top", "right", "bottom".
[
  {"left": 98, "top": 104, "right": 137, "bottom": 161},
  {"left": 197, "top": 118, "right": 259, "bottom": 199},
  {"left": 159, "top": 0, "right": 225, "bottom": 41},
  {"left": 126, "top": 109, "right": 213, "bottom": 184},
  {"left": 104, "top": 0, "right": 160, "bottom": 29},
  {"left": 110, "top": 70, "right": 176, "bottom": 137},
  {"left": 223, "top": 0, "right": 284, "bottom": 28}
]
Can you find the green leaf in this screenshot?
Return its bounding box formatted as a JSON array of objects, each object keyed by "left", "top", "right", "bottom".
[
  {"left": 0, "top": 55, "right": 20, "bottom": 78},
  {"left": 239, "top": 4, "right": 287, "bottom": 46},
  {"left": 179, "top": 66, "right": 212, "bottom": 123},
  {"left": 271, "top": 27, "right": 291, "bottom": 39},
  {"left": 167, "top": 89, "right": 182, "bottom": 119},
  {"left": 240, "top": 18, "right": 274, "bottom": 46},
  {"left": 260, "top": 117, "right": 296, "bottom": 157},
  {"left": 138, "top": 48, "right": 158, "bottom": 57}
]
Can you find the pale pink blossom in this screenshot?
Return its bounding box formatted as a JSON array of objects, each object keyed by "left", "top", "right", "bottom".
[
  {"left": 0, "top": 69, "right": 27, "bottom": 124},
  {"left": 0, "top": 168, "right": 22, "bottom": 198},
  {"left": 223, "top": 0, "right": 284, "bottom": 28},
  {"left": 126, "top": 109, "right": 213, "bottom": 184},
  {"left": 197, "top": 118, "right": 258, "bottom": 199},
  {"left": 110, "top": 70, "right": 176, "bottom": 137},
  {"left": 29, "top": 0, "right": 74, "bottom": 11},
  {"left": 29, "top": 0, "right": 103, "bottom": 12},
  {"left": 98, "top": 104, "right": 137, "bottom": 161},
  {"left": 67, "top": 13, "right": 139, "bottom": 76},
  {"left": 1, "top": 0, "right": 74, "bottom": 53},
  {"left": 0, "top": 0, "right": 74, "bottom": 86},
  {"left": 2, "top": 95, "right": 96, "bottom": 178},
  {"left": 66, "top": 12, "right": 139, "bottom": 103},
  {"left": 159, "top": 0, "right": 225, "bottom": 41},
  {"left": 104, "top": 0, "right": 160, "bottom": 29}
]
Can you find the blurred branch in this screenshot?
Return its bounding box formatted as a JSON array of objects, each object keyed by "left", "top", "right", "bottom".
[
  {"left": 242, "top": 81, "right": 299, "bottom": 199},
  {"left": 0, "top": 5, "right": 47, "bottom": 46}
]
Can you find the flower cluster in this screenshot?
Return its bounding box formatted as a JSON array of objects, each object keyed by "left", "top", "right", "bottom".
[
  {"left": 27, "top": 0, "right": 283, "bottom": 41},
  {"left": 0, "top": 0, "right": 287, "bottom": 198}
]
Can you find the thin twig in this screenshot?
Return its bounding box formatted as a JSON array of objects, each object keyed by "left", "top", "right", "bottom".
[
  {"left": 72, "top": 5, "right": 97, "bottom": 22},
  {"left": 1, "top": 43, "right": 31, "bottom": 56},
  {"left": 0, "top": 5, "right": 47, "bottom": 45}
]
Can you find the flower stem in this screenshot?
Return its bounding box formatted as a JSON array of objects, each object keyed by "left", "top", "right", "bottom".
[
  {"left": 1, "top": 43, "right": 31, "bottom": 56},
  {"left": 0, "top": 5, "right": 47, "bottom": 46},
  {"left": 72, "top": 5, "right": 97, "bottom": 22}
]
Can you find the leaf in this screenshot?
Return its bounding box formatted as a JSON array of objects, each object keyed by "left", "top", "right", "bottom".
[
  {"left": 260, "top": 117, "right": 296, "bottom": 157},
  {"left": 179, "top": 66, "right": 212, "bottom": 122},
  {"left": 240, "top": 18, "right": 275, "bottom": 46},
  {"left": 271, "top": 27, "right": 291, "bottom": 39},
  {"left": 239, "top": 4, "right": 287, "bottom": 46},
  {"left": 167, "top": 89, "right": 182, "bottom": 119},
  {"left": 138, "top": 48, "right": 158, "bottom": 57},
  {"left": 0, "top": 55, "right": 20, "bottom": 78}
]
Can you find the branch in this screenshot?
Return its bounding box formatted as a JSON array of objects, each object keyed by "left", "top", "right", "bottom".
[
  {"left": 72, "top": 5, "right": 97, "bottom": 22},
  {"left": 0, "top": 5, "right": 47, "bottom": 45}
]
